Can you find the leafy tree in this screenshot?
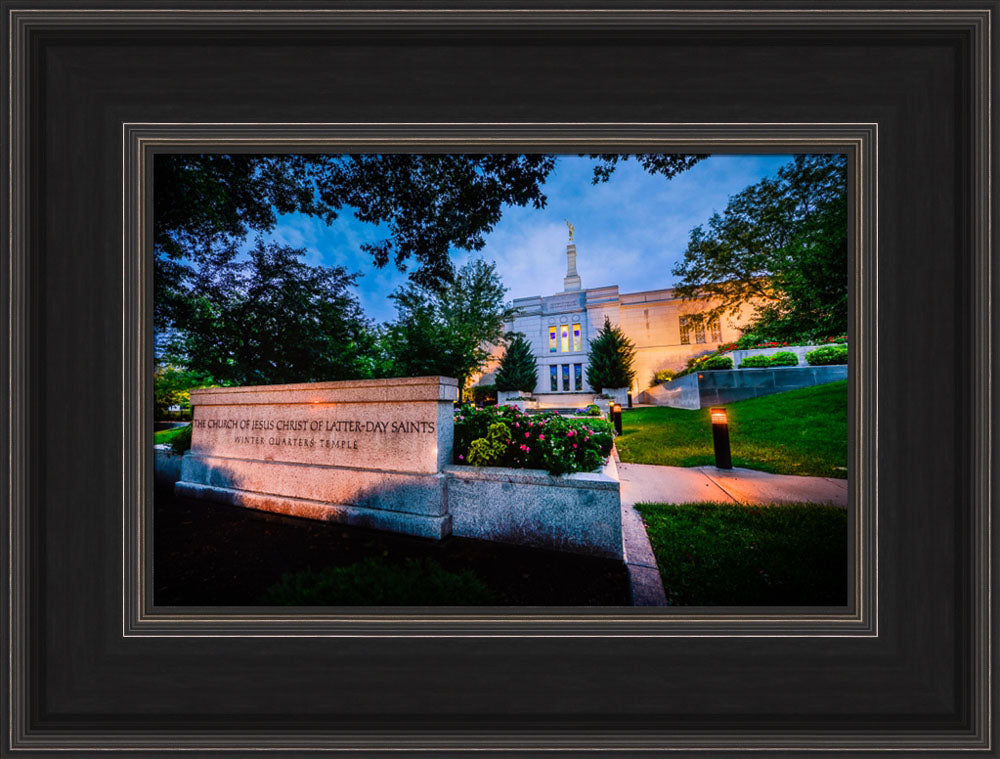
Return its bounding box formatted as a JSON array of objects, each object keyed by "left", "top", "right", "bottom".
[
  {"left": 494, "top": 332, "right": 538, "bottom": 393},
  {"left": 586, "top": 316, "right": 637, "bottom": 393},
  {"left": 671, "top": 154, "right": 848, "bottom": 340},
  {"left": 153, "top": 365, "right": 215, "bottom": 417},
  {"left": 588, "top": 153, "right": 708, "bottom": 184},
  {"left": 161, "top": 240, "right": 374, "bottom": 386},
  {"left": 381, "top": 259, "right": 518, "bottom": 391}
]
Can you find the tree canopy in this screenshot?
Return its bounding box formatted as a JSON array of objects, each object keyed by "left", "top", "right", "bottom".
[
  {"left": 586, "top": 316, "right": 637, "bottom": 393},
  {"left": 154, "top": 153, "right": 708, "bottom": 323},
  {"left": 494, "top": 332, "right": 538, "bottom": 393},
  {"left": 154, "top": 154, "right": 558, "bottom": 327},
  {"left": 671, "top": 154, "right": 848, "bottom": 341},
  {"left": 379, "top": 259, "right": 518, "bottom": 391}
]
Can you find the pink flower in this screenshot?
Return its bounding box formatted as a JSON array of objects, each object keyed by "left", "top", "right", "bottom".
[
  {"left": 525, "top": 446, "right": 530, "bottom": 453},
  {"left": 566, "top": 431, "right": 573, "bottom": 438},
  {"left": 458, "top": 454, "right": 464, "bottom": 460},
  {"left": 524, "top": 431, "right": 530, "bottom": 438},
  {"left": 515, "top": 423, "right": 520, "bottom": 428},
  {"left": 572, "top": 444, "right": 577, "bottom": 449},
  {"left": 538, "top": 434, "right": 545, "bottom": 441}
]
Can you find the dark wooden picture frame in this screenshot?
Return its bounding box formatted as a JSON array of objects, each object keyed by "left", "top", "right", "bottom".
[{"left": 3, "top": 3, "right": 995, "bottom": 755}]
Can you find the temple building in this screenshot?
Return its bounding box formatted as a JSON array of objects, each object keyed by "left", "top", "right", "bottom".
[{"left": 476, "top": 234, "right": 758, "bottom": 407}]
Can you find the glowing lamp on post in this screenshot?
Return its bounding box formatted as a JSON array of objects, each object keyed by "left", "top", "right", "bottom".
[
  {"left": 709, "top": 407, "right": 732, "bottom": 469},
  {"left": 611, "top": 403, "right": 623, "bottom": 436}
]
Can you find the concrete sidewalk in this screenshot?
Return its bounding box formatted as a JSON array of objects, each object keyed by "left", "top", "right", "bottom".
[{"left": 618, "top": 462, "right": 848, "bottom": 508}]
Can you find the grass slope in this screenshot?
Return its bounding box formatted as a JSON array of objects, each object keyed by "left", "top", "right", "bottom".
[
  {"left": 617, "top": 380, "right": 847, "bottom": 477},
  {"left": 263, "top": 556, "right": 499, "bottom": 605},
  {"left": 153, "top": 424, "right": 190, "bottom": 445},
  {"left": 636, "top": 501, "right": 848, "bottom": 605}
]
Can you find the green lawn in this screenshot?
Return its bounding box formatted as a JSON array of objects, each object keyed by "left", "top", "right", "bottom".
[
  {"left": 617, "top": 380, "right": 848, "bottom": 478},
  {"left": 154, "top": 424, "right": 190, "bottom": 446},
  {"left": 262, "top": 556, "right": 499, "bottom": 605},
  {"left": 636, "top": 502, "right": 848, "bottom": 605}
]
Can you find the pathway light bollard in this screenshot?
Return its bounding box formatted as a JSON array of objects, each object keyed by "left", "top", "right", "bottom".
[
  {"left": 611, "top": 403, "right": 623, "bottom": 436},
  {"left": 709, "top": 407, "right": 732, "bottom": 469}
]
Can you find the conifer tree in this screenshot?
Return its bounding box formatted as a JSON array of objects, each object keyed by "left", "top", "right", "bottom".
[
  {"left": 585, "top": 316, "right": 636, "bottom": 393},
  {"left": 494, "top": 332, "right": 538, "bottom": 393}
]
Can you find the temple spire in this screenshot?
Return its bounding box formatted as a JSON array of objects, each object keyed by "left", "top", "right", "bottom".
[{"left": 563, "top": 223, "right": 581, "bottom": 291}]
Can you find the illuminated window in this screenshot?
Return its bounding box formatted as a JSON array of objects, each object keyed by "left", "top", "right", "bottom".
[
  {"left": 562, "top": 364, "right": 570, "bottom": 391},
  {"left": 548, "top": 327, "right": 557, "bottom": 353},
  {"left": 709, "top": 317, "right": 722, "bottom": 343},
  {"left": 560, "top": 325, "right": 569, "bottom": 353},
  {"left": 695, "top": 320, "right": 706, "bottom": 344},
  {"left": 572, "top": 323, "right": 581, "bottom": 352},
  {"left": 679, "top": 316, "right": 691, "bottom": 345},
  {"left": 550, "top": 365, "right": 558, "bottom": 391},
  {"left": 574, "top": 363, "right": 582, "bottom": 391}
]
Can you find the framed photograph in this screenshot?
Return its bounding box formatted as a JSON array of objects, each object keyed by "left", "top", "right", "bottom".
[{"left": 4, "top": 3, "right": 995, "bottom": 756}]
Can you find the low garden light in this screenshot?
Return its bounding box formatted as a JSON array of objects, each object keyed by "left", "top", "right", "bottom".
[
  {"left": 611, "top": 403, "right": 623, "bottom": 435},
  {"left": 709, "top": 406, "right": 732, "bottom": 469}
]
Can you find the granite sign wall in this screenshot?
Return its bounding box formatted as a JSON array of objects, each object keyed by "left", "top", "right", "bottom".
[{"left": 174, "top": 376, "right": 458, "bottom": 539}]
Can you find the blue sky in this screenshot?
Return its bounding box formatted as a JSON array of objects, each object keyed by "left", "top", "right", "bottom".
[{"left": 261, "top": 154, "right": 794, "bottom": 323}]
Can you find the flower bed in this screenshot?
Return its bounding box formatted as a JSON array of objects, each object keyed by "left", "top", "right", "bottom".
[
  {"left": 718, "top": 334, "right": 848, "bottom": 353},
  {"left": 453, "top": 404, "right": 614, "bottom": 476}
]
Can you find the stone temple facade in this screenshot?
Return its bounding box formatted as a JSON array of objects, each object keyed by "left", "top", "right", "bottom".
[{"left": 477, "top": 239, "right": 757, "bottom": 407}]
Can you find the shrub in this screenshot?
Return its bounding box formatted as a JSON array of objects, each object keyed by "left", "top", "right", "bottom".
[
  {"left": 169, "top": 424, "right": 193, "bottom": 456},
  {"left": 585, "top": 404, "right": 602, "bottom": 417},
  {"left": 769, "top": 351, "right": 799, "bottom": 366},
  {"left": 738, "top": 354, "right": 773, "bottom": 369},
  {"left": 650, "top": 369, "right": 676, "bottom": 386},
  {"left": 454, "top": 404, "right": 613, "bottom": 476},
  {"left": 805, "top": 345, "right": 848, "bottom": 366},
  {"left": 699, "top": 355, "right": 734, "bottom": 370},
  {"left": 468, "top": 384, "right": 497, "bottom": 405},
  {"left": 735, "top": 333, "right": 764, "bottom": 350},
  {"left": 467, "top": 422, "right": 511, "bottom": 467}
]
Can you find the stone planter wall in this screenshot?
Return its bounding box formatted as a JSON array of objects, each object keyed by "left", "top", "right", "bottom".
[
  {"left": 725, "top": 343, "right": 846, "bottom": 368},
  {"left": 602, "top": 387, "right": 629, "bottom": 406},
  {"left": 445, "top": 458, "right": 623, "bottom": 559},
  {"left": 496, "top": 390, "right": 538, "bottom": 412},
  {"left": 638, "top": 373, "right": 701, "bottom": 409}
]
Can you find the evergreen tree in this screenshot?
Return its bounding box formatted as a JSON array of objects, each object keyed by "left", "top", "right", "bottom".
[
  {"left": 585, "top": 316, "right": 636, "bottom": 393},
  {"left": 494, "top": 332, "right": 538, "bottom": 393}
]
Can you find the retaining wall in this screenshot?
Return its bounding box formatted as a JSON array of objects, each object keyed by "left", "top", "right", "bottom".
[{"left": 697, "top": 365, "right": 848, "bottom": 405}]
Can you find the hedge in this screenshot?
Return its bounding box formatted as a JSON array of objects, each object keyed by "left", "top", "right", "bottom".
[
  {"left": 805, "top": 345, "right": 848, "bottom": 366},
  {"left": 738, "top": 354, "right": 773, "bottom": 369},
  {"left": 769, "top": 351, "right": 799, "bottom": 367},
  {"left": 699, "top": 355, "right": 734, "bottom": 370}
]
